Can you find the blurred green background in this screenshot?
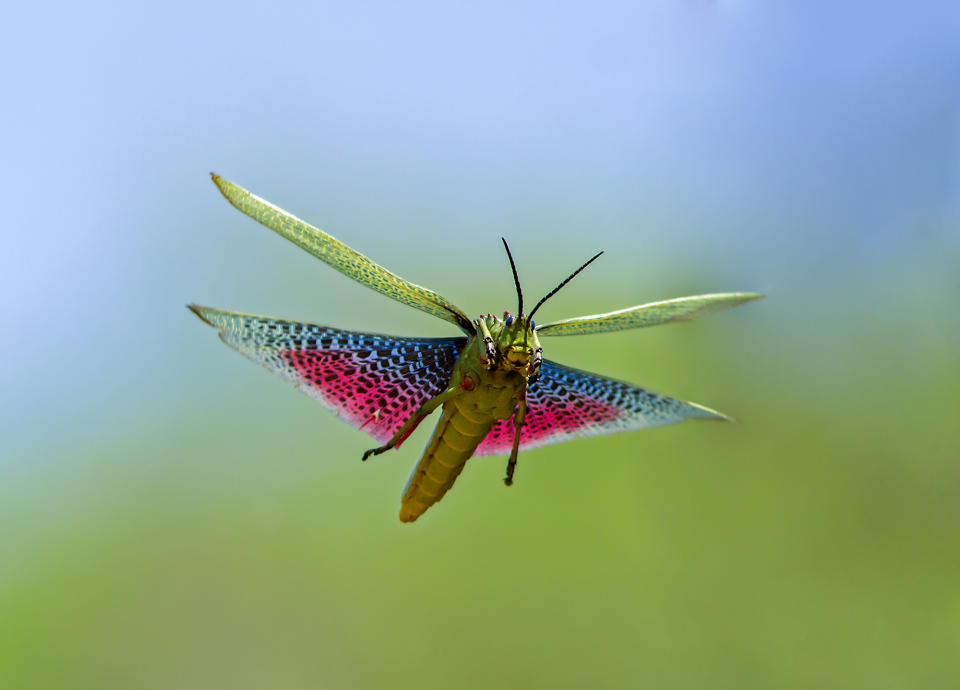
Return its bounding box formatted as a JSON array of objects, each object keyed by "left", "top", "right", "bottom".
[{"left": 2, "top": 2, "right": 958, "bottom": 688}]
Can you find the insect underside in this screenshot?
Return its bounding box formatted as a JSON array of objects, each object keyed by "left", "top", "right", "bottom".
[{"left": 190, "top": 174, "right": 763, "bottom": 522}]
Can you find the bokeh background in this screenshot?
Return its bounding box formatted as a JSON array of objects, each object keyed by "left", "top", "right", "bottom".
[{"left": 3, "top": 2, "right": 958, "bottom": 688}]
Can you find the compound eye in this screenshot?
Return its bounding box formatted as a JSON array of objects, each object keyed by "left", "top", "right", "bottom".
[
  {"left": 530, "top": 320, "right": 535, "bottom": 329},
  {"left": 505, "top": 315, "right": 513, "bottom": 326}
]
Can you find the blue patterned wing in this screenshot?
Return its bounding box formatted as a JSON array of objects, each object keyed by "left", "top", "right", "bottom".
[
  {"left": 190, "top": 305, "right": 466, "bottom": 443},
  {"left": 475, "top": 360, "right": 728, "bottom": 455}
]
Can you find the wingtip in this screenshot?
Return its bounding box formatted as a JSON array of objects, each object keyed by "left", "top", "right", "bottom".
[
  {"left": 688, "top": 401, "right": 735, "bottom": 422},
  {"left": 187, "top": 303, "right": 215, "bottom": 327},
  {"left": 209, "top": 173, "right": 253, "bottom": 211},
  {"left": 717, "top": 292, "right": 764, "bottom": 306},
  {"left": 709, "top": 292, "right": 764, "bottom": 312},
  {"left": 210, "top": 172, "right": 228, "bottom": 194}
]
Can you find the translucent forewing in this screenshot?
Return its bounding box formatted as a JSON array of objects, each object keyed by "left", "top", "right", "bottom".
[
  {"left": 475, "top": 359, "right": 728, "bottom": 455},
  {"left": 211, "top": 175, "right": 473, "bottom": 333},
  {"left": 535, "top": 293, "right": 763, "bottom": 337},
  {"left": 190, "top": 305, "right": 466, "bottom": 443}
]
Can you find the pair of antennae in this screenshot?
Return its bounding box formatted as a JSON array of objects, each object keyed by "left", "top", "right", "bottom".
[{"left": 500, "top": 238, "right": 603, "bottom": 323}]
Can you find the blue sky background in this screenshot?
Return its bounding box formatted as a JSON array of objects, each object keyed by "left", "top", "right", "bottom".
[
  {"left": 3, "top": 1, "right": 957, "bottom": 453},
  {"left": 1, "top": 2, "right": 958, "bottom": 687}
]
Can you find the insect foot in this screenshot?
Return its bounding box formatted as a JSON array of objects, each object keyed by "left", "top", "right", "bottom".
[{"left": 362, "top": 446, "right": 390, "bottom": 461}]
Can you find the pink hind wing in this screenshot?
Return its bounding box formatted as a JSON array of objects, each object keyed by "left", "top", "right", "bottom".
[
  {"left": 474, "top": 360, "right": 728, "bottom": 456},
  {"left": 190, "top": 305, "right": 465, "bottom": 443}
]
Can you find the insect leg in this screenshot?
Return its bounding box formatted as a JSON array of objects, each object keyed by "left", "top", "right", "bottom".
[
  {"left": 504, "top": 392, "right": 528, "bottom": 486},
  {"left": 527, "top": 346, "right": 543, "bottom": 384},
  {"left": 361, "top": 384, "right": 466, "bottom": 461},
  {"left": 474, "top": 318, "right": 497, "bottom": 368}
]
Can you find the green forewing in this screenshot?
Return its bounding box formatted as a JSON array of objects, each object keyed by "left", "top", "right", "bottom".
[
  {"left": 535, "top": 292, "right": 763, "bottom": 337},
  {"left": 211, "top": 174, "right": 473, "bottom": 333}
]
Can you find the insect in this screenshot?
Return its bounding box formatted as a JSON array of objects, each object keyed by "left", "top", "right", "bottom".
[{"left": 190, "top": 174, "right": 762, "bottom": 522}]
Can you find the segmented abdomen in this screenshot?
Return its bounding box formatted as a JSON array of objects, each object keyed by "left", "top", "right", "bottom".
[{"left": 399, "top": 402, "right": 495, "bottom": 523}]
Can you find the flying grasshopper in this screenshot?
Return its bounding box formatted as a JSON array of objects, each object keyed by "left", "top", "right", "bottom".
[{"left": 190, "top": 174, "right": 762, "bottom": 522}]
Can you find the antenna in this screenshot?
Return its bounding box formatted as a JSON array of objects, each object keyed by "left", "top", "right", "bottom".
[
  {"left": 528, "top": 251, "right": 603, "bottom": 321},
  {"left": 501, "top": 238, "right": 524, "bottom": 317}
]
